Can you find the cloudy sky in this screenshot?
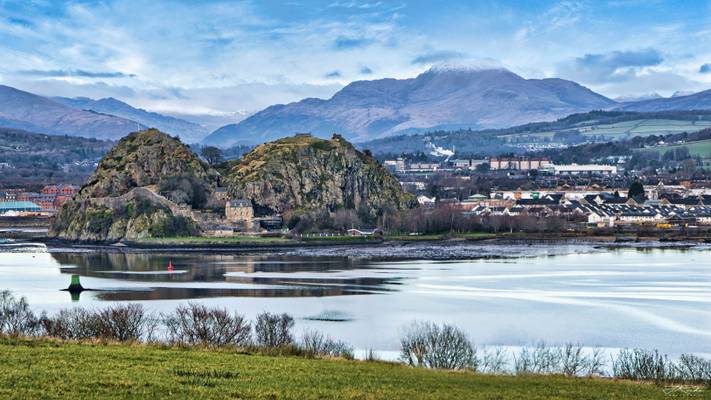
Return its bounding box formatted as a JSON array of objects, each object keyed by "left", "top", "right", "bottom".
[{"left": 1, "top": 0, "right": 711, "bottom": 120}]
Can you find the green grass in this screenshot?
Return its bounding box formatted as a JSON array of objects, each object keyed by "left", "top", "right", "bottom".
[
  {"left": 0, "top": 338, "right": 704, "bottom": 400},
  {"left": 133, "top": 236, "right": 292, "bottom": 245},
  {"left": 640, "top": 138, "right": 711, "bottom": 158},
  {"left": 505, "top": 119, "right": 711, "bottom": 143}
]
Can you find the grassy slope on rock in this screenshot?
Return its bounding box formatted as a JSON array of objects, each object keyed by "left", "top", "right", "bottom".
[{"left": 0, "top": 338, "right": 702, "bottom": 400}]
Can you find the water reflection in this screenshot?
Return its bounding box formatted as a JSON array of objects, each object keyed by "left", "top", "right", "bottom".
[{"left": 51, "top": 252, "right": 404, "bottom": 300}]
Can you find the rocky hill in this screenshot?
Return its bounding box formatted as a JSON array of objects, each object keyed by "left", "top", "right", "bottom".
[
  {"left": 0, "top": 85, "right": 142, "bottom": 140},
  {"left": 78, "top": 129, "right": 217, "bottom": 198},
  {"left": 203, "top": 67, "right": 615, "bottom": 146},
  {"left": 50, "top": 129, "right": 218, "bottom": 242},
  {"left": 224, "top": 134, "right": 416, "bottom": 218}
]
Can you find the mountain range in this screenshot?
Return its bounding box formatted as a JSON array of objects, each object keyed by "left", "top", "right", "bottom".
[
  {"left": 52, "top": 96, "right": 211, "bottom": 143},
  {"left": 202, "top": 67, "right": 618, "bottom": 147},
  {"left": 0, "top": 85, "right": 142, "bottom": 140},
  {"left": 614, "top": 89, "right": 711, "bottom": 112},
  {"left": 3, "top": 67, "right": 711, "bottom": 147}
]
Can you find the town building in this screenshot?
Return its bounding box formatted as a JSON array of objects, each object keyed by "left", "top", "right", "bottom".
[
  {"left": 225, "top": 199, "right": 254, "bottom": 224},
  {"left": 347, "top": 228, "right": 382, "bottom": 237},
  {"left": 489, "top": 156, "right": 552, "bottom": 171},
  {"left": 541, "top": 164, "right": 618, "bottom": 176},
  {"left": 213, "top": 187, "right": 229, "bottom": 202},
  {"left": 0, "top": 201, "right": 43, "bottom": 216},
  {"left": 451, "top": 159, "right": 487, "bottom": 170}
]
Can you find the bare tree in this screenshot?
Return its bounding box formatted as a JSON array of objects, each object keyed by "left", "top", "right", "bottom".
[
  {"left": 255, "top": 312, "right": 294, "bottom": 348},
  {"left": 163, "top": 303, "right": 251, "bottom": 347},
  {"left": 400, "top": 321, "right": 477, "bottom": 370}
]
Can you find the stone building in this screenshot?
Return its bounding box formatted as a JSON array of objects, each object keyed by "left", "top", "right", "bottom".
[
  {"left": 225, "top": 199, "right": 254, "bottom": 224},
  {"left": 213, "top": 187, "right": 229, "bottom": 202}
]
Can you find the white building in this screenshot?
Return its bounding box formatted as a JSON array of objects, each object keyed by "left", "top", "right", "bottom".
[{"left": 542, "top": 164, "right": 618, "bottom": 176}]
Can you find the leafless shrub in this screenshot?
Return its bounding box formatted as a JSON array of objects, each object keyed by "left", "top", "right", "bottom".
[
  {"left": 480, "top": 347, "right": 509, "bottom": 374},
  {"left": 95, "top": 304, "right": 156, "bottom": 341},
  {"left": 254, "top": 312, "right": 294, "bottom": 348},
  {"left": 163, "top": 303, "right": 251, "bottom": 347},
  {"left": 400, "top": 321, "right": 477, "bottom": 370},
  {"left": 586, "top": 347, "right": 606, "bottom": 377},
  {"left": 515, "top": 343, "right": 562, "bottom": 375},
  {"left": 39, "top": 305, "right": 156, "bottom": 342},
  {"left": 299, "top": 330, "right": 353, "bottom": 359},
  {"left": 560, "top": 343, "right": 587, "bottom": 377},
  {"left": 612, "top": 348, "right": 674, "bottom": 384},
  {"left": 0, "top": 290, "right": 39, "bottom": 337},
  {"left": 514, "top": 346, "right": 535, "bottom": 375},
  {"left": 674, "top": 354, "right": 711, "bottom": 387},
  {"left": 40, "top": 308, "right": 98, "bottom": 340}
]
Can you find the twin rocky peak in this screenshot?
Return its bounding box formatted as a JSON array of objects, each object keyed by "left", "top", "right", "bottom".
[{"left": 50, "top": 129, "right": 415, "bottom": 242}]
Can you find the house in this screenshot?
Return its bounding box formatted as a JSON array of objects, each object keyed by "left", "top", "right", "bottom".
[
  {"left": 417, "top": 195, "right": 436, "bottom": 207},
  {"left": 346, "top": 228, "right": 382, "bottom": 237},
  {"left": 213, "top": 187, "right": 230, "bottom": 202},
  {"left": 225, "top": 199, "right": 254, "bottom": 224}
]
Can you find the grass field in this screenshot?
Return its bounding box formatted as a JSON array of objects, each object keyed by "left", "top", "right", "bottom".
[
  {"left": 0, "top": 338, "right": 705, "bottom": 400},
  {"left": 640, "top": 138, "right": 711, "bottom": 158},
  {"left": 509, "top": 119, "right": 711, "bottom": 143}
]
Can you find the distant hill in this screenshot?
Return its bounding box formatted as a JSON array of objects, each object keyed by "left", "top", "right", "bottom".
[
  {"left": 53, "top": 96, "right": 210, "bottom": 143},
  {"left": 0, "top": 128, "right": 113, "bottom": 188},
  {"left": 203, "top": 67, "right": 616, "bottom": 147},
  {"left": 615, "top": 89, "right": 711, "bottom": 112},
  {"left": 361, "top": 110, "right": 711, "bottom": 157},
  {"left": 0, "top": 85, "right": 142, "bottom": 140}
]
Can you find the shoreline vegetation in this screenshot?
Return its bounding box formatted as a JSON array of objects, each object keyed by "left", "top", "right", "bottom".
[{"left": 0, "top": 291, "right": 709, "bottom": 400}]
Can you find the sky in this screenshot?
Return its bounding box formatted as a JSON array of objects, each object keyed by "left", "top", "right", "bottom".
[{"left": 1, "top": 0, "right": 711, "bottom": 120}]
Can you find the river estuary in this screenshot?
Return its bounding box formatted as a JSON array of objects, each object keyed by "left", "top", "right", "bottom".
[{"left": 1, "top": 242, "right": 710, "bottom": 359}]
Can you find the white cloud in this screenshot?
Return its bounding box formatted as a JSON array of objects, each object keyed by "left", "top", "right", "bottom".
[{"left": 0, "top": 0, "right": 709, "bottom": 115}]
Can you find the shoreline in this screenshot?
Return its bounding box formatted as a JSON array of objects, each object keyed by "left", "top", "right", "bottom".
[{"left": 10, "top": 234, "right": 708, "bottom": 261}]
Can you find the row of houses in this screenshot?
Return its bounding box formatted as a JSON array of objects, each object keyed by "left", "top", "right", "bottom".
[
  {"left": 0, "top": 184, "right": 79, "bottom": 215},
  {"left": 464, "top": 190, "right": 711, "bottom": 227}
]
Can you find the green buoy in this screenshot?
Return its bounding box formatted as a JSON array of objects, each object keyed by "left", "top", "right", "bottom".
[{"left": 67, "top": 274, "right": 84, "bottom": 293}]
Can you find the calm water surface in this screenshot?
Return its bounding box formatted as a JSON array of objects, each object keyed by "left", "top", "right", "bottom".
[{"left": 1, "top": 244, "right": 710, "bottom": 357}]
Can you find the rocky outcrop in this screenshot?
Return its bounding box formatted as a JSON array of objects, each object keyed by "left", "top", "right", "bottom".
[
  {"left": 50, "top": 129, "right": 214, "bottom": 242},
  {"left": 78, "top": 128, "right": 217, "bottom": 199},
  {"left": 224, "top": 134, "right": 416, "bottom": 217},
  {"left": 50, "top": 193, "right": 199, "bottom": 242}
]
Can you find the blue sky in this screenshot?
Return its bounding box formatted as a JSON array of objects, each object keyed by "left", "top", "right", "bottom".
[{"left": 1, "top": 0, "right": 710, "bottom": 118}]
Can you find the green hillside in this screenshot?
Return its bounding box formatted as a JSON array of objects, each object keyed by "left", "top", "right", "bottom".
[
  {"left": 363, "top": 110, "right": 711, "bottom": 156},
  {"left": 0, "top": 338, "right": 698, "bottom": 400}
]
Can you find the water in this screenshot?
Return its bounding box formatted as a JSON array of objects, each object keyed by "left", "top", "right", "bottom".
[{"left": 1, "top": 244, "right": 710, "bottom": 357}]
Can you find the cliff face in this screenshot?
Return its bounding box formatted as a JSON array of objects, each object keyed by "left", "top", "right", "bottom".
[
  {"left": 50, "top": 129, "right": 213, "bottom": 242},
  {"left": 224, "top": 134, "right": 416, "bottom": 216}
]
